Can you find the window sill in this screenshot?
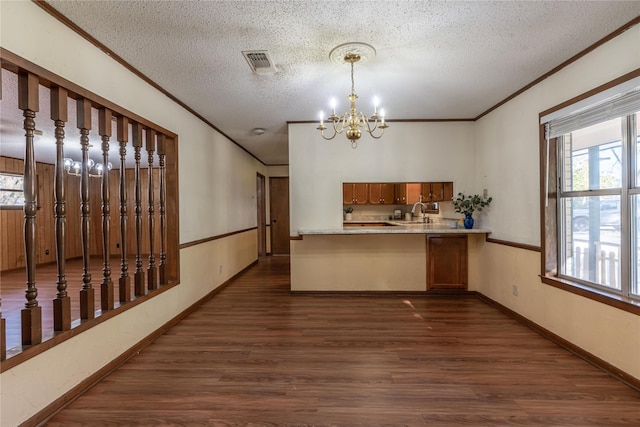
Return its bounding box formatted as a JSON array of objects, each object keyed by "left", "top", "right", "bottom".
[{"left": 540, "top": 275, "right": 640, "bottom": 316}]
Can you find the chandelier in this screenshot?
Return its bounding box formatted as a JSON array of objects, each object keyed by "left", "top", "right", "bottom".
[
  {"left": 63, "top": 157, "right": 112, "bottom": 178},
  {"left": 317, "top": 43, "right": 388, "bottom": 148}
]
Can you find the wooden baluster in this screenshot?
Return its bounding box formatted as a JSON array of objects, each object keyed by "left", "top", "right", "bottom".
[
  {"left": 19, "top": 71, "right": 42, "bottom": 345},
  {"left": 157, "top": 135, "right": 168, "bottom": 286},
  {"left": 132, "top": 122, "right": 146, "bottom": 296},
  {"left": 116, "top": 117, "right": 130, "bottom": 303},
  {"left": 146, "top": 129, "right": 157, "bottom": 290},
  {"left": 78, "top": 98, "right": 94, "bottom": 320},
  {"left": 51, "top": 86, "right": 71, "bottom": 331},
  {"left": 99, "top": 107, "right": 114, "bottom": 310}
]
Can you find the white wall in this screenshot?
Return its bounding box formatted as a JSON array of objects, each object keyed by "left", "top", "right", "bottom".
[
  {"left": 0, "top": 2, "right": 265, "bottom": 425},
  {"left": 289, "top": 121, "right": 477, "bottom": 234}
]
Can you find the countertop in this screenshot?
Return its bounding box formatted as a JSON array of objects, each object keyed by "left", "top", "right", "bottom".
[{"left": 298, "top": 220, "right": 491, "bottom": 236}]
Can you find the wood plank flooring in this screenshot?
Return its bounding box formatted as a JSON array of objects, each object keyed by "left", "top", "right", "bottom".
[
  {"left": 44, "top": 256, "right": 640, "bottom": 426},
  {"left": 1, "top": 257, "right": 132, "bottom": 351}
]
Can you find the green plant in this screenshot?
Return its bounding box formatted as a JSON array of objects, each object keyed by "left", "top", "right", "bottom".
[
  {"left": 452, "top": 192, "right": 492, "bottom": 216},
  {"left": 344, "top": 207, "right": 353, "bottom": 213}
]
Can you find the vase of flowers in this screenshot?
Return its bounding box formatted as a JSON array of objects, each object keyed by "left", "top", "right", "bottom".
[
  {"left": 452, "top": 193, "right": 492, "bottom": 229},
  {"left": 344, "top": 206, "right": 353, "bottom": 221}
]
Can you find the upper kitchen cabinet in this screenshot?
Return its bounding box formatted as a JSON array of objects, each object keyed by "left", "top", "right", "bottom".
[
  {"left": 421, "top": 182, "right": 454, "bottom": 202},
  {"left": 343, "top": 183, "right": 369, "bottom": 205},
  {"left": 395, "top": 183, "right": 422, "bottom": 204},
  {"left": 368, "top": 183, "right": 395, "bottom": 205}
]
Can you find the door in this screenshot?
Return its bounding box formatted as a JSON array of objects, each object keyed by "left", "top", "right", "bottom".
[
  {"left": 269, "top": 177, "right": 290, "bottom": 255},
  {"left": 256, "top": 173, "right": 266, "bottom": 258}
]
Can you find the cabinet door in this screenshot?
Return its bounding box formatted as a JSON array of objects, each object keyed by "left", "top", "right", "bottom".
[
  {"left": 443, "top": 182, "right": 454, "bottom": 201},
  {"left": 394, "top": 183, "right": 407, "bottom": 204},
  {"left": 343, "top": 183, "right": 354, "bottom": 204},
  {"left": 426, "top": 235, "right": 468, "bottom": 290},
  {"left": 430, "top": 182, "right": 445, "bottom": 202},
  {"left": 353, "top": 183, "right": 369, "bottom": 205},
  {"left": 381, "top": 183, "right": 395, "bottom": 205},
  {"left": 368, "top": 183, "right": 383, "bottom": 205},
  {"left": 406, "top": 183, "right": 422, "bottom": 204}
]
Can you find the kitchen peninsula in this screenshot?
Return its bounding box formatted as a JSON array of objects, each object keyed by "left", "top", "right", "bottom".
[{"left": 292, "top": 220, "right": 490, "bottom": 292}]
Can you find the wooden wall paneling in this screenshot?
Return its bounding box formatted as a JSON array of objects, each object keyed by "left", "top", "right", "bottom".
[
  {"left": 131, "top": 122, "right": 145, "bottom": 296},
  {"left": 77, "top": 98, "right": 94, "bottom": 320},
  {"left": 51, "top": 86, "right": 71, "bottom": 331},
  {"left": 98, "top": 107, "right": 114, "bottom": 311},
  {"left": 116, "top": 116, "right": 130, "bottom": 303},
  {"left": 18, "top": 70, "right": 42, "bottom": 345},
  {"left": 145, "top": 129, "right": 157, "bottom": 291}
]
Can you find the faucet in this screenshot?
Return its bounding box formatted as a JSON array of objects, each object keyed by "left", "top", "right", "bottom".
[{"left": 411, "top": 195, "right": 429, "bottom": 223}]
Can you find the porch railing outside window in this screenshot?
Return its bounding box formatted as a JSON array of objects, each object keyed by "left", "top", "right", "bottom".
[{"left": 556, "top": 109, "right": 639, "bottom": 299}]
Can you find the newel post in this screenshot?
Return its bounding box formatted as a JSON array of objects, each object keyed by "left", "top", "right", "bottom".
[{"left": 157, "top": 134, "right": 168, "bottom": 286}]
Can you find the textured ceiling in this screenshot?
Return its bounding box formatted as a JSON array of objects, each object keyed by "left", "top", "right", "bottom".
[{"left": 3, "top": 1, "right": 640, "bottom": 165}]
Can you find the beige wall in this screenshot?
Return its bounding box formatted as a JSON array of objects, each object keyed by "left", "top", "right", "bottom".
[
  {"left": 474, "top": 24, "right": 640, "bottom": 380},
  {"left": 0, "top": 2, "right": 263, "bottom": 425},
  {"left": 288, "top": 19, "right": 640, "bottom": 383},
  {"left": 288, "top": 121, "right": 478, "bottom": 234}
]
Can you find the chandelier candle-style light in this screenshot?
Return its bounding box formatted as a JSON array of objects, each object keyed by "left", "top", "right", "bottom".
[
  {"left": 63, "top": 157, "right": 112, "bottom": 178},
  {"left": 317, "top": 43, "right": 388, "bottom": 148}
]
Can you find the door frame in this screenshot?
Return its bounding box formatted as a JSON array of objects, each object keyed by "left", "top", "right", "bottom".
[{"left": 256, "top": 173, "right": 266, "bottom": 258}]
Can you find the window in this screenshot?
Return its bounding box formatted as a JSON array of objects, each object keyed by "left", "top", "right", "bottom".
[
  {"left": 541, "top": 80, "right": 640, "bottom": 305},
  {"left": 0, "top": 172, "right": 25, "bottom": 208}
]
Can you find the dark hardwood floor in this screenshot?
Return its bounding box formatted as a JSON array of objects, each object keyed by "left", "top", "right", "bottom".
[
  {"left": 1, "top": 257, "right": 133, "bottom": 351},
  {"left": 40, "top": 256, "right": 640, "bottom": 426}
]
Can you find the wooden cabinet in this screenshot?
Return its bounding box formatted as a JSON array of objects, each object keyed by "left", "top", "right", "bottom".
[
  {"left": 343, "top": 182, "right": 452, "bottom": 205},
  {"left": 421, "top": 182, "right": 454, "bottom": 202},
  {"left": 426, "top": 235, "right": 467, "bottom": 290},
  {"left": 393, "top": 183, "right": 406, "bottom": 204},
  {"left": 368, "top": 183, "right": 395, "bottom": 205},
  {"left": 343, "top": 183, "right": 369, "bottom": 205}
]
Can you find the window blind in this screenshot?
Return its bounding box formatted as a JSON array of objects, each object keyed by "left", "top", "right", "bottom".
[{"left": 543, "top": 87, "right": 640, "bottom": 139}]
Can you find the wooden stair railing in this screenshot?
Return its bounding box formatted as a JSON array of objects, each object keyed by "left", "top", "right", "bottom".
[
  {"left": 0, "top": 54, "right": 178, "bottom": 361},
  {"left": 18, "top": 70, "right": 42, "bottom": 345},
  {"left": 117, "top": 116, "right": 131, "bottom": 303},
  {"left": 99, "top": 107, "right": 114, "bottom": 311},
  {"left": 51, "top": 86, "right": 71, "bottom": 331}
]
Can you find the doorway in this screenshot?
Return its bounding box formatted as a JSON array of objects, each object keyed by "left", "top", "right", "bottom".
[
  {"left": 256, "top": 173, "right": 266, "bottom": 258},
  {"left": 269, "top": 177, "right": 290, "bottom": 255}
]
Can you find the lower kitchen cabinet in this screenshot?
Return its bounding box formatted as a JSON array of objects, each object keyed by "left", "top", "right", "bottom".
[{"left": 426, "top": 234, "right": 468, "bottom": 290}]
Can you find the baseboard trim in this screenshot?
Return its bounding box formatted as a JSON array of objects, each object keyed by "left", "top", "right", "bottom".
[
  {"left": 475, "top": 292, "right": 640, "bottom": 393},
  {"left": 28, "top": 259, "right": 258, "bottom": 427}
]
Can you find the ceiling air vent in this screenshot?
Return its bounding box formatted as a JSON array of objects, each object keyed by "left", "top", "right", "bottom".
[{"left": 242, "top": 50, "right": 278, "bottom": 74}]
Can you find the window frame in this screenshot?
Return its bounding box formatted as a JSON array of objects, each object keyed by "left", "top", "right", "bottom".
[{"left": 540, "top": 72, "right": 640, "bottom": 316}]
